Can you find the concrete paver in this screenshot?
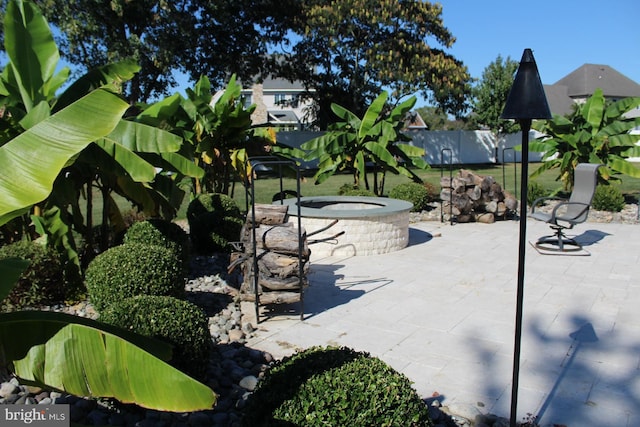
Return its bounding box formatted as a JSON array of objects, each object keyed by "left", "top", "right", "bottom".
[{"left": 244, "top": 219, "right": 640, "bottom": 426}]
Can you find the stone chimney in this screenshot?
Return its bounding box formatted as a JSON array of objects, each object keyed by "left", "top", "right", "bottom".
[{"left": 251, "top": 83, "right": 268, "bottom": 124}]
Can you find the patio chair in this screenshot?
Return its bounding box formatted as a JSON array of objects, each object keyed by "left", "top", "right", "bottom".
[{"left": 529, "top": 163, "right": 601, "bottom": 252}]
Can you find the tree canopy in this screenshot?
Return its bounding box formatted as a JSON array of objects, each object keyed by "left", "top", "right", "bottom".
[
  {"left": 274, "top": 0, "right": 472, "bottom": 129},
  {"left": 470, "top": 55, "right": 520, "bottom": 135},
  {"left": 25, "top": 0, "right": 292, "bottom": 103},
  {"left": 2, "top": 0, "right": 472, "bottom": 124},
  {"left": 415, "top": 106, "right": 471, "bottom": 130}
]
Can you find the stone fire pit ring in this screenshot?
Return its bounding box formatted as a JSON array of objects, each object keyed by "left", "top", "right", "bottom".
[{"left": 280, "top": 196, "right": 413, "bottom": 258}]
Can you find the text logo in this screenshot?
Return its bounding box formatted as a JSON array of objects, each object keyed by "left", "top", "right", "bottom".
[{"left": 2, "top": 406, "right": 69, "bottom": 426}]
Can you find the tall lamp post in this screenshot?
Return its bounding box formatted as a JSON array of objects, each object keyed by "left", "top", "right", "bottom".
[{"left": 500, "top": 48, "right": 551, "bottom": 427}]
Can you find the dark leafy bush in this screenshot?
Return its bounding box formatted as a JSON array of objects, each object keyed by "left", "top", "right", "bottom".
[
  {"left": 0, "top": 240, "right": 67, "bottom": 309},
  {"left": 338, "top": 183, "right": 375, "bottom": 197},
  {"left": 592, "top": 184, "right": 626, "bottom": 212},
  {"left": 337, "top": 183, "right": 357, "bottom": 195},
  {"left": 123, "top": 219, "right": 190, "bottom": 270},
  {"left": 99, "top": 295, "right": 211, "bottom": 380},
  {"left": 187, "top": 193, "right": 244, "bottom": 254},
  {"left": 85, "top": 242, "right": 185, "bottom": 311},
  {"left": 242, "top": 346, "right": 433, "bottom": 427},
  {"left": 527, "top": 181, "right": 548, "bottom": 206},
  {"left": 343, "top": 189, "right": 376, "bottom": 197},
  {"left": 389, "top": 182, "right": 430, "bottom": 212},
  {"left": 121, "top": 208, "right": 148, "bottom": 228},
  {"left": 187, "top": 192, "right": 242, "bottom": 219}
]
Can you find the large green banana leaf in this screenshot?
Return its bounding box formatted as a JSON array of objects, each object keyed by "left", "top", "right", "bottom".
[
  {"left": 0, "top": 88, "right": 129, "bottom": 225},
  {"left": 0, "top": 311, "right": 216, "bottom": 412},
  {"left": 359, "top": 92, "right": 387, "bottom": 139},
  {"left": 3, "top": 0, "right": 61, "bottom": 110},
  {"left": 94, "top": 119, "right": 188, "bottom": 182}
]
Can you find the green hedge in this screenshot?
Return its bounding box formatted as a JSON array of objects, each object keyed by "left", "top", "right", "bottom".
[
  {"left": 123, "top": 219, "right": 190, "bottom": 271},
  {"left": 85, "top": 242, "right": 185, "bottom": 311},
  {"left": 99, "top": 295, "right": 211, "bottom": 380},
  {"left": 389, "top": 182, "right": 430, "bottom": 212},
  {"left": 242, "top": 346, "right": 432, "bottom": 426},
  {"left": 592, "top": 184, "right": 625, "bottom": 212}
]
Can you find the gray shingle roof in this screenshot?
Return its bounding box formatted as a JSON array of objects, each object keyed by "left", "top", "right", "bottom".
[
  {"left": 543, "top": 84, "right": 576, "bottom": 116},
  {"left": 262, "top": 77, "right": 302, "bottom": 90},
  {"left": 542, "top": 64, "right": 640, "bottom": 116},
  {"left": 553, "top": 64, "right": 640, "bottom": 98}
]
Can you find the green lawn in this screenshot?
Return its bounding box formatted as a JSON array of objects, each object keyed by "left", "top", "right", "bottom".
[
  {"left": 219, "top": 162, "right": 640, "bottom": 213},
  {"left": 112, "top": 162, "right": 640, "bottom": 221}
]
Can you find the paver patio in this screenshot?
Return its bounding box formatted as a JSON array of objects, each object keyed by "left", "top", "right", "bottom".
[{"left": 244, "top": 218, "right": 640, "bottom": 426}]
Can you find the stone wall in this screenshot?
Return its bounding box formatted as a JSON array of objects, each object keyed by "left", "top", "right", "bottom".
[{"left": 291, "top": 212, "right": 410, "bottom": 259}]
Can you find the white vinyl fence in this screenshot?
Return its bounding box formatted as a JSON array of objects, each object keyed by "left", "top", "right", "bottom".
[{"left": 277, "top": 130, "right": 544, "bottom": 169}]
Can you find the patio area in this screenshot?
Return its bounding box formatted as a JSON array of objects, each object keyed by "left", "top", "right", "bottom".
[{"left": 244, "top": 218, "right": 640, "bottom": 426}]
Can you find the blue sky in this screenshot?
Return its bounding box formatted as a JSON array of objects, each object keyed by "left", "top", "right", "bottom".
[
  {"left": 434, "top": 0, "right": 640, "bottom": 97},
  {"left": 15, "top": 1, "right": 636, "bottom": 108}
]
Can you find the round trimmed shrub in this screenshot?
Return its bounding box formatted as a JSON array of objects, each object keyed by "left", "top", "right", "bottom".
[
  {"left": 389, "top": 182, "right": 430, "bottom": 212},
  {"left": 99, "top": 295, "right": 211, "bottom": 380},
  {"left": 592, "top": 184, "right": 625, "bottom": 212},
  {"left": 242, "top": 346, "right": 433, "bottom": 427},
  {"left": 123, "top": 219, "right": 190, "bottom": 270},
  {"left": 85, "top": 242, "right": 185, "bottom": 311},
  {"left": 0, "top": 240, "right": 66, "bottom": 309},
  {"left": 187, "top": 193, "right": 244, "bottom": 254}
]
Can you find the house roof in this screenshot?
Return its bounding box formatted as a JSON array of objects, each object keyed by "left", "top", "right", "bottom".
[
  {"left": 543, "top": 84, "right": 576, "bottom": 116},
  {"left": 268, "top": 110, "right": 300, "bottom": 124},
  {"left": 553, "top": 64, "right": 640, "bottom": 99},
  {"left": 542, "top": 64, "right": 640, "bottom": 116},
  {"left": 263, "top": 77, "right": 304, "bottom": 91}
]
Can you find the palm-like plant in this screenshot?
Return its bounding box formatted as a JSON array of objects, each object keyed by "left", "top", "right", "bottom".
[
  {"left": 137, "top": 74, "right": 278, "bottom": 198},
  {"left": 0, "top": 0, "right": 215, "bottom": 411},
  {"left": 301, "top": 92, "right": 428, "bottom": 196},
  {"left": 530, "top": 88, "right": 640, "bottom": 191},
  {"left": 0, "top": 0, "right": 203, "bottom": 264}
]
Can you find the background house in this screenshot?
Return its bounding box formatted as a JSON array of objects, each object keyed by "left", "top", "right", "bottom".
[
  {"left": 544, "top": 64, "right": 640, "bottom": 116},
  {"left": 241, "top": 76, "right": 429, "bottom": 131},
  {"left": 242, "top": 77, "right": 315, "bottom": 131}
]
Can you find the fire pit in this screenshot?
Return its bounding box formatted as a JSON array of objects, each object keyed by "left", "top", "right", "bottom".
[{"left": 280, "top": 196, "right": 413, "bottom": 258}]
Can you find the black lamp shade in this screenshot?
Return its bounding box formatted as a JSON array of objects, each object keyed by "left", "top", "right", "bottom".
[{"left": 501, "top": 49, "right": 552, "bottom": 120}]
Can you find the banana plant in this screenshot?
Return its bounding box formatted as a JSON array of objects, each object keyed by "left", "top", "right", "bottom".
[
  {"left": 0, "top": 259, "right": 215, "bottom": 411},
  {"left": 0, "top": 88, "right": 216, "bottom": 412},
  {"left": 530, "top": 88, "right": 640, "bottom": 191},
  {"left": 0, "top": 88, "right": 128, "bottom": 223},
  {"left": 0, "top": 3, "right": 216, "bottom": 409},
  {"left": 0, "top": 0, "right": 203, "bottom": 261},
  {"left": 301, "top": 91, "right": 428, "bottom": 195},
  {"left": 136, "top": 74, "right": 280, "bottom": 198}
]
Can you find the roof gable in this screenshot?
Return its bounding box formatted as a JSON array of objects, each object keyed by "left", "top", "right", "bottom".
[{"left": 553, "top": 64, "right": 640, "bottom": 98}]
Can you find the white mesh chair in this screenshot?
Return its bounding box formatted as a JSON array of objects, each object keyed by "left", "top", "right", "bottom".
[{"left": 529, "top": 163, "right": 601, "bottom": 252}]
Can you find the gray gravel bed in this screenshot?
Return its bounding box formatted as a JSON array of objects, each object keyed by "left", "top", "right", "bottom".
[{"left": 1, "top": 254, "right": 270, "bottom": 427}]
